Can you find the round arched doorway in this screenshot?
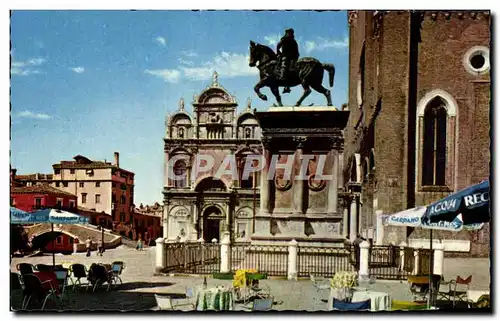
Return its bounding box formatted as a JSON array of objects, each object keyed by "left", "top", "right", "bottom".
[{"left": 202, "top": 206, "right": 225, "bottom": 242}]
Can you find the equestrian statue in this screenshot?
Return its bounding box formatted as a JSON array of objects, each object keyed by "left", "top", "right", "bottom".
[{"left": 249, "top": 28, "right": 335, "bottom": 107}]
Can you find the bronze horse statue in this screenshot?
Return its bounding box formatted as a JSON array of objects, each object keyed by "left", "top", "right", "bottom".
[{"left": 248, "top": 40, "right": 335, "bottom": 107}]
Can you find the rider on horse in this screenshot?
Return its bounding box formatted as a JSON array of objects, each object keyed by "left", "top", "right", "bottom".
[{"left": 277, "top": 28, "right": 300, "bottom": 94}]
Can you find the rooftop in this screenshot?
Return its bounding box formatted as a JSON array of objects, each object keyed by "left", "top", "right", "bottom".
[{"left": 11, "top": 185, "right": 76, "bottom": 197}]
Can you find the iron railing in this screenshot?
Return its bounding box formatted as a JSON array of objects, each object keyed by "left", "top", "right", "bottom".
[
  {"left": 229, "top": 244, "right": 288, "bottom": 276},
  {"left": 369, "top": 245, "right": 413, "bottom": 280},
  {"left": 297, "top": 246, "right": 353, "bottom": 277},
  {"left": 163, "top": 242, "right": 220, "bottom": 274}
]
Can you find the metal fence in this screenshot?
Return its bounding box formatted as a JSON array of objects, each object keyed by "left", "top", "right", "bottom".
[
  {"left": 229, "top": 244, "right": 288, "bottom": 276},
  {"left": 369, "top": 245, "right": 408, "bottom": 280},
  {"left": 163, "top": 242, "right": 220, "bottom": 274},
  {"left": 297, "top": 246, "right": 353, "bottom": 277}
]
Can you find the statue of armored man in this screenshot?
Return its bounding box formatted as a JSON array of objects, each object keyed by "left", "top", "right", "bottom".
[{"left": 249, "top": 28, "right": 335, "bottom": 107}]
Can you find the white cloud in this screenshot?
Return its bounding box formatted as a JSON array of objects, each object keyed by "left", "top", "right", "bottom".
[
  {"left": 146, "top": 51, "right": 258, "bottom": 83},
  {"left": 264, "top": 34, "right": 281, "bottom": 46},
  {"left": 304, "top": 36, "right": 349, "bottom": 53},
  {"left": 155, "top": 36, "right": 166, "bottom": 46},
  {"left": 181, "top": 50, "right": 198, "bottom": 57},
  {"left": 144, "top": 69, "right": 181, "bottom": 83},
  {"left": 16, "top": 110, "right": 52, "bottom": 120},
  {"left": 11, "top": 57, "right": 46, "bottom": 76},
  {"left": 70, "top": 67, "right": 85, "bottom": 74},
  {"left": 178, "top": 58, "right": 194, "bottom": 66},
  {"left": 180, "top": 52, "right": 258, "bottom": 81}
]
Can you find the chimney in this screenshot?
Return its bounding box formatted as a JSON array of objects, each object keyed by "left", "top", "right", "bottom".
[{"left": 114, "top": 152, "right": 120, "bottom": 167}]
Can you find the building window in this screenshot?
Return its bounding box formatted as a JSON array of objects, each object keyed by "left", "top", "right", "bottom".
[
  {"left": 173, "top": 160, "right": 187, "bottom": 188},
  {"left": 57, "top": 237, "right": 62, "bottom": 244},
  {"left": 95, "top": 182, "right": 100, "bottom": 187},
  {"left": 178, "top": 127, "right": 185, "bottom": 138},
  {"left": 82, "top": 193, "right": 87, "bottom": 204},
  {"left": 112, "top": 194, "right": 117, "bottom": 203},
  {"left": 35, "top": 198, "right": 42, "bottom": 206},
  {"left": 95, "top": 194, "right": 101, "bottom": 204},
  {"left": 56, "top": 198, "right": 63, "bottom": 208},
  {"left": 54, "top": 169, "right": 60, "bottom": 175},
  {"left": 422, "top": 97, "right": 447, "bottom": 186},
  {"left": 70, "top": 169, "right": 75, "bottom": 174},
  {"left": 69, "top": 200, "right": 76, "bottom": 208},
  {"left": 63, "top": 182, "right": 68, "bottom": 187},
  {"left": 464, "top": 46, "right": 490, "bottom": 75},
  {"left": 120, "top": 212, "right": 125, "bottom": 222},
  {"left": 55, "top": 182, "right": 60, "bottom": 187},
  {"left": 79, "top": 182, "right": 84, "bottom": 188},
  {"left": 27, "top": 182, "right": 32, "bottom": 187},
  {"left": 120, "top": 195, "right": 126, "bottom": 204}
]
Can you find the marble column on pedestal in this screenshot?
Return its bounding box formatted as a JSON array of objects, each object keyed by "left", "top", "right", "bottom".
[
  {"left": 326, "top": 149, "right": 339, "bottom": 215},
  {"left": 292, "top": 136, "right": 307, "bottom": 215},
  {"left": 349, "top": 195, "right": 358, "bottom": 242},
  {"left": 259, "top": 141, "right": 272, "bottom": 216},
  {"left": 343, "top": 199, "right": 350, "bottom": 238}
]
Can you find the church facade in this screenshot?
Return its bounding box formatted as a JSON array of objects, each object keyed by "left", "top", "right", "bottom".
[
  {"left": 162, "top": 72, "right": 262, "bottom": 243},
  {"left": 342, "top": 11, "right": 490, "bottom": 256}
]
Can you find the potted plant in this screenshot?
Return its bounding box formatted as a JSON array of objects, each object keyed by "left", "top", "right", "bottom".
[{"left": 331, "top": 271, "right": 358, "bottom": 301}]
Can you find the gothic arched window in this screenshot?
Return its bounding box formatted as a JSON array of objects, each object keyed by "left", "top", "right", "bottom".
[{"left": 422, "top": 98, "right": 447, "bottom": 186}]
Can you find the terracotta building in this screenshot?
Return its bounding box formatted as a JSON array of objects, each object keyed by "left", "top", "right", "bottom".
[
  {"left": 163, "top": 72, "right": 262, "bottom": 243},
  {"left": 11, "top": 184, "right": 78, "bottom": 213},
  {"left": 50, "top": 153, "right": 135, "bottom": 231},
  {"left": 342, "top": 10, "right": 490, "bottom": 256},
  {"left": 134, "top": 203, "right": 163, "bottom": 243}
]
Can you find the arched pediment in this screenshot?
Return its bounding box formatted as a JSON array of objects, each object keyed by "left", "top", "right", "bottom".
[
  {"left": 196, "top": 87, "right": 235, "bottom": 104},
  {"left": 169, "top": 112, "right": 193, "bottom": 126},
  {"left": 237, "top": 112, "right": 258, "bottom": 126}
]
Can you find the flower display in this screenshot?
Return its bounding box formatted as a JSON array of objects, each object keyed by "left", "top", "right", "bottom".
[{"left": 330, "top": 271, "right": 358, "bottom": 289}]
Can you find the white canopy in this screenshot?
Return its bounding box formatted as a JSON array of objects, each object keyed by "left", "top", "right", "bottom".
[{"left": 382, "top": 206, "right": 483, "bottom": 231}]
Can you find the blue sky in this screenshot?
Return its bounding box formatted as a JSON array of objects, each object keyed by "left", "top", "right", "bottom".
[{"left": 10, "top": 10, "right": 349, "bottom": 205}]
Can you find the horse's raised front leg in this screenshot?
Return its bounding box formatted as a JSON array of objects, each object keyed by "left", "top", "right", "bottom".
[
  {"left": 254, "top": 80, "right": 268, "bottom": 102},
  {"left": 270, "top": 85, "right": 283, "bottom": 107},
  {"left": 295, "top": 82, "right": 312, "bottom": 107}
]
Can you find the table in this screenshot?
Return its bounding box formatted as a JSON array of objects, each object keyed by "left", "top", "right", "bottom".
[
  {"left": 328, "top": 288, "right": 390, "bottom": 311},
  {"left": 351, "top": 290, "right": 391, "bottom": 311},
  {"left": 196, "top": 286, "right": 234, "bottom": 311}
]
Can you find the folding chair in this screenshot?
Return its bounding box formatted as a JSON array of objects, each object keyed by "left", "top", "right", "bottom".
[
  {"left": 110, "top": 261, "right": 125, "bottom": 285},
  {"left": 17, "top": 263, "right": 35, "bottom": 275},
  {"left": 332, "top": 299, "right": 371, "bottom": 311},
  {"left": 11, "top": 272, "right": 24, "bottom": 308},
  {"left": 54, "top": 269, "right": 70, "bottom": 301},
  {"left": 69, "top": 264, "right": 89, "bottom": 291},
  {"left": 251, "top": 297, "right": 274, "bottom": 311},
  {"left": 87, "top": 263, "right": 113, "bottom": 292},
  {"left": 21, "top": 274, "right": 60, "bottom": 310},
  {"left": 439, "top": 275, "right": 472, "bottom": 307},
  {"left": 154, "top": 294, "right": 174, "bottom": 310}
]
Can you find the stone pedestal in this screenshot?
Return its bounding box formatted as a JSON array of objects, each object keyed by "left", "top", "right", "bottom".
[{"left": 251, "top": 106, "right": 349, "bottom": 246}]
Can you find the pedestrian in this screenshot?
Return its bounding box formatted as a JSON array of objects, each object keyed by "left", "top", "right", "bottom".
[
  {"left": 136, "top": 236, "right": 143, "bottom": 251},
  {"left": 85, "top": 237, "right": 92, "bottom": 257},
  {"left": 97, "top": 239, "right": 103, "bottom": 256}
]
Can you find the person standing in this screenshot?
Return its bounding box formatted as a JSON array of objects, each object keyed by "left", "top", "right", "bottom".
[
  {"left": 85, "top": 237, "right": 92, "bottom": 257},
  {"left": 97, "top": 239, "right": 103, "bottom": 256},
  {"left": 136, "top": 236, "right": 143, "bottom": 251}
]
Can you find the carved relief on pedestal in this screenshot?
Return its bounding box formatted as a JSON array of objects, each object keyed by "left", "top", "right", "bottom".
[
  {"left": 308, "top": 174, "right": 326, "bottom": 192},
  {"left": 275, "top": 171, "right": 292, "bottom": 191}
]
